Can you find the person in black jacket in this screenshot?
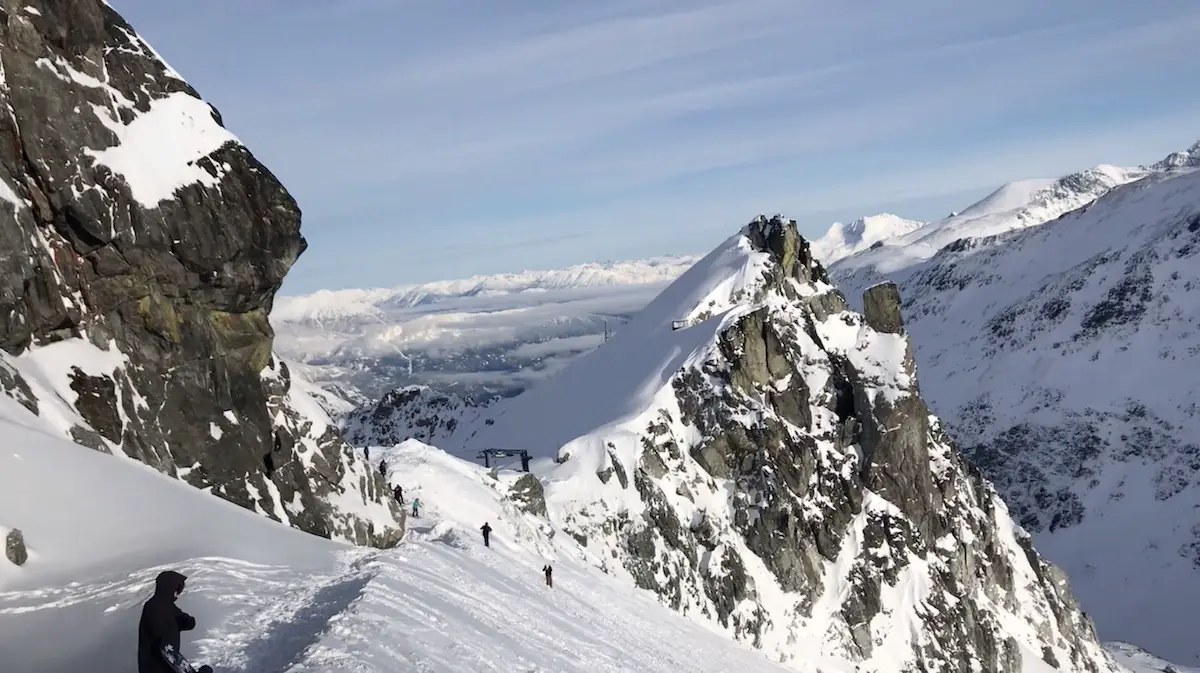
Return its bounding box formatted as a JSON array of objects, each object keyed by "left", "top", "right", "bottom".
[
  {"left": 543, "top": 564, "right": 553, "bottom": 588},
  {"left": 138, "top": 570, "right": 204, "bottom": 673},
  {"left": 480, "top": 522, "right": 492, "bottom": 547}
]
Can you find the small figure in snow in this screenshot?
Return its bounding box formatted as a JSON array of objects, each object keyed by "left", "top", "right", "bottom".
[
  {"left": 364, "top": 446, "right": 370, "bottom": 461},
  {"left": 411, "top": 497, "right": 421, "bottom": 517},
  {"left": 543, "top": 564, "right": 553, "bottom": 588},
  {"left": 480, "top": 521, "right": 492, "bottom": 547},
  {"left": 379, "top": 459, "right": 387, "bottom": 476},
  {"left": 138, "top": 570, "right": 212, "bottom": 673},
  {"left": 393, "top": 484, "right": 404, "bottom": 503}
]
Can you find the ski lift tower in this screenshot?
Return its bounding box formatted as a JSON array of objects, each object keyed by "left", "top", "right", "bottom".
[{"left": 477, "top": 448, "right": 532, "bottom": 473}]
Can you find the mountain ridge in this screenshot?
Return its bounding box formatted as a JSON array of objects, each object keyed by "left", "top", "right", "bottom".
[{"left": 409, "top": 214, "right": 1123, "bottom": 672}]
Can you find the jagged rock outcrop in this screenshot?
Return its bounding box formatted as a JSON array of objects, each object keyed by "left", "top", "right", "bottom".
[
  {"left": 0, "top": 1, "right": 401, "bottom": 546},
  {"left": 471, "top": 215, "right": 1121, "bottom": 672},
  {"left": 4, "top": 527, "right": 27, "bottom": 566},
  {"left": 343, "top": 384, "right": 495, "bottom": 449},
  {"left": 826, "top": 154, "right": 1200, "bottom": 665}
]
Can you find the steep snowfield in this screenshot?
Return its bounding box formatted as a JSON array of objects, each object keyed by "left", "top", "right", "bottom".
[
  {"left": 464, "top": 226, "right": 779, "bottom": 457},
  {"left": 0, "top": 401, "right": 804, "bottom": 673},
  {"left": 809, "top": 213, "right": 926, "bottom": 265},
  {"left": 826, "top": 156, "right": 1200, "bottom": 664},
  {"left": 271, "top": 257, "right": 699, "bottom": 400}
]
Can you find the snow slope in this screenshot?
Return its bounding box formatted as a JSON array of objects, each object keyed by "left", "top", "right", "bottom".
[
  {"left": 824, "top": 150, "right": 1200, "bottom": 664},
  {"left": 458, "top": 215, "right": 1121, "bottom": 672},
  {"left": 0, "top": 399, "right": 803, "bottom": 673},
  {"left": 271, "top": 256, "right": 699, "bottom": 401},
  {"left": 831, "top": 163, "right": 1153, "bottom": 296},
  {"left": 809, "top": 213, "right": 925, "bottom": 265}
]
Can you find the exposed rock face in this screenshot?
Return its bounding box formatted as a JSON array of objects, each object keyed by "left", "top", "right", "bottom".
[
  {"left": 512, "top": 216, "right": 1118, "bottom": 672},
  {"left": 343, "top": 385, "right": 495, "bottom": 449},
  {"left": 828, "top": 156, "right": 1200, "bottom": 665},
  {"left": 507, "top": 473, "right": 547, "bottom": 518},
  {"left": 862, "top": 282, "right": 904, "bottom": 334},
  {"left": 4, "top": 527, "right": 27, "bottom": 566},
  {"left": 0, "top": 1, "right": 401, "bottom": 546}
]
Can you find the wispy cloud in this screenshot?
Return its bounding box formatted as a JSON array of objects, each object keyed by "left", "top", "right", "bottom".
[{"left": 110, "top": 0, "right": 1200, "bottom": 292}]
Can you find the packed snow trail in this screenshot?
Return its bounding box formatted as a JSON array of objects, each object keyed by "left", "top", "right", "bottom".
[{"left": 0, "top": 406, "right": 800, "bottom": 673}]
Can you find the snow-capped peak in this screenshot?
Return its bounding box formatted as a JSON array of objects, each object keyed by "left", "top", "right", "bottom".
[
  {"left": 454, "top": 214, "right": 1118, "bottom": 671},
  {"left": 810, "top": 213, "right": 926, "bottom": 265}
]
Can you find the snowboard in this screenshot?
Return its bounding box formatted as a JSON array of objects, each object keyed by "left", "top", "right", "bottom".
[{"left": 162, "top": 644, "right": 212, "bottom": 673}]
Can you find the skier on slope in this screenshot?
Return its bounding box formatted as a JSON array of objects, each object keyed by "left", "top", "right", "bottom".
[
  {"left": 138, "top": 570, "right": 212, "bottom": 673},
  {"left": 543, "top": 564, "right": 553, "bottom": 588},
  {"left": 411, "top": 496, "right": 421, "bottom": 517},
  {"left": 480, "top": 522, "right": 492, "bottom": 547}
]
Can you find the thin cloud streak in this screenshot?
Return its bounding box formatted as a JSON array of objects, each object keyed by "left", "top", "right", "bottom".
[{"left": 108, "top": 0, "right": 1200, "bottom": 292}]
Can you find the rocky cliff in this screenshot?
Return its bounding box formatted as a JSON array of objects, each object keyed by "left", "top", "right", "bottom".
[
  {"left": 465, "top": 216, "right": 1120, "bottom": 672},
  {"left": 0, "top": 0, "right": 402, "bottom": 546},
  {"left": 826, "top": 147, "right": 1200, "bottom": 665}
]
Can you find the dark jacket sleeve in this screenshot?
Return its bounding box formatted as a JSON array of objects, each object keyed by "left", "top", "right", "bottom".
[{"left": 175, "top": 607, "right": 197, "bottom": 632}]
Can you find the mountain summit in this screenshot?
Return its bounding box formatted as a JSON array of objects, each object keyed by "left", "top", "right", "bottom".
[
  {"left": 0, "top": 0, "right": 401, "bottom": 545},
  {"left": 463, "top": 215, "right": 1116, "bottom": 671},
  {"left": 810, "top": 213, "right": 926, "bottom": 265}
]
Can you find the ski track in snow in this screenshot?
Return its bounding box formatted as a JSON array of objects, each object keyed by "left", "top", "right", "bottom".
[{"left": 0, "top": 482, "right": 794, "bottom": 673}]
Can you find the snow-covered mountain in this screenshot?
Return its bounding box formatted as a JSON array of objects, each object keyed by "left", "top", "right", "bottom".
[
  {"left": 0, "top": 1, "right": 401, "bottom": 545},
  {"left": 831, "top": 162, "right": 1154, "bottom": 294},
  {"left": 809, "top": 213, "right": 926, "bottom": 265},
  {"left": 342, "top": 384, "right": 497, "bottom": 449},
  {"left": 826, "top": 141, "right": 1200, "bottom": 664},
  {"left": 271, "top": 256, "right": 699, "bottom": 401},
  {"left": 0, "top": 393, "right": 811, "bottom": 673},
  {"left": 400, "top": 214, "right": 1119, "bottom": 672}
]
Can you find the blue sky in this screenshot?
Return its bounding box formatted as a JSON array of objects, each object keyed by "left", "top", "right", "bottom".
[{"left": 111, "top": 0, "right": 1200, "bottom": 295}]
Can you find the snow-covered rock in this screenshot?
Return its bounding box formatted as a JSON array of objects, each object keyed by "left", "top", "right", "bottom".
[
  {"left": 810, "top": 213, "right": 926, "bottom": 265},
  {"left": 462, "top": 215, "right": 1119, "bottom": 672},
  {"left": 0, "top": 1, "right": 401, "bottom": 546},
  {"left": 827, "top": 150, "right": 1200, "bottom": 664},
  {"left": 343, "top": 384, "right": 497, "bottom": 449}
]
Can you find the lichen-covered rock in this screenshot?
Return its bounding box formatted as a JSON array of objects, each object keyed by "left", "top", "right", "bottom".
[
  {"left": 0, "top": 1, "right": 401, "bottom": 546},
  {"left": 474, "top": 215, "right": 1121, "bottom": 672},
  {"left": 5, "top": 527, "right": 27, "bottom": 566}
]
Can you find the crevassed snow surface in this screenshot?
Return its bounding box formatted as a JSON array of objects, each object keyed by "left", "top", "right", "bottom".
[{"left": 0, "top": 405, "right": 798, "bottom": 673}]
